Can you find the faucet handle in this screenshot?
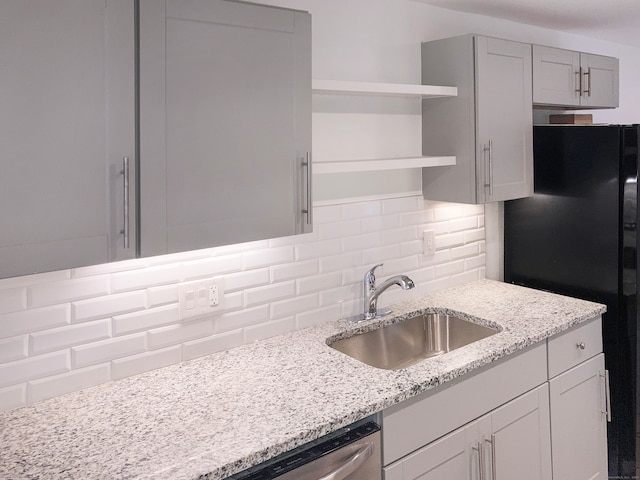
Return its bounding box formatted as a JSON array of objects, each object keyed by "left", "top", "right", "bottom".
[{"left": 364, "top": 263, "right": 384, "bottom": 285}]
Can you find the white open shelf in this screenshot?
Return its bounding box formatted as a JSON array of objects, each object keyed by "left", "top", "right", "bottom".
[
  {"left": 312, "top": 79, "right": 457, "bottom": 98},
  {"left": 313, "top": 156, "right": 456, "bottom": 174}
]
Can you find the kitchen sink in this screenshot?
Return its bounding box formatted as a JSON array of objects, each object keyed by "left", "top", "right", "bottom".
[{"left": 329, "top": 313, "right": 500, "bottom": 370}]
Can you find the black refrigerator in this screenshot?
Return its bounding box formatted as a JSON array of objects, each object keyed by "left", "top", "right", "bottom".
[{"left": 504, "top": 124, "right": 640, "bottom": 477}]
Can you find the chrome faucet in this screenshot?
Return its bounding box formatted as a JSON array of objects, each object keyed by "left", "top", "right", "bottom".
[{"left": 350, "top": 263, "right": 415, "bottom": 322}]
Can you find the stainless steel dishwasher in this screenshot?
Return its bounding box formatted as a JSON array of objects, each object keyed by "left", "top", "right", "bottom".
[{"left": 227, "top": 420, "right": 381, "bottom": 480}]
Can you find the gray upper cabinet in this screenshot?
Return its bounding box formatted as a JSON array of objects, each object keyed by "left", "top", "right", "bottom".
[
  {"left": 0, "top": 0, "right": 136, "bottom": 279},
  {"left": 532, "top": 45, "right": 619, "bottom": 109},
  {"left": 421, "top": 35, "right": 533, "bottom": 204},
  {"left": 139, "top": 0, "right": 312, "bottom": 257},
  {"left": 0, "top": 0, "right": 311, "bottom": 279}
]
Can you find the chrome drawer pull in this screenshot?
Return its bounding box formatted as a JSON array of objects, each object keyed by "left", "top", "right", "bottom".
[{"left": 577, "top": 342, "right": 586, "bottom": 350}]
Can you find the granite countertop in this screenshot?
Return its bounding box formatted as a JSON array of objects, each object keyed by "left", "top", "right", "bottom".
[{"left": 0, "top": 279, "right": 606, "bottom": 480}]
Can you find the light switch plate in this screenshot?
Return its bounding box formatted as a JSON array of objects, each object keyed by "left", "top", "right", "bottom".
[
  {"left": 423, "top": 230, "right": 436, "bottom": 256},
  {"left": 178, "top": 277, "right": 224, "bottom": 321}
]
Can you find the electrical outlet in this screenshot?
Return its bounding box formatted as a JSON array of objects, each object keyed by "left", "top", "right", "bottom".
[
  {"left": 424, "top": 230, "right": 435, "bottom": 256},
  {"left": 178, "top": 278, "right": 224, "bottom": 320}
]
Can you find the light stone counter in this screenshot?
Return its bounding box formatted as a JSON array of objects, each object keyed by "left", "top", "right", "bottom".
[{"left": 0, "top": 279, "right": 606, "bottom": 479}]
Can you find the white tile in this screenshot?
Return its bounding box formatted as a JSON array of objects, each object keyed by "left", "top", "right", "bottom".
[
  {"left": 270, "top": 294, "right": 318, "bottom": 320},
  {"left": 270, "top": 260, "right": 318, "bottom": 283},
  {"left": 0, "top": 351, "right": 69, "bottom": 388},
  {"left": 319, "top": 252, "right": 362, "bottom": 273},
  {"left": 450, "top": 243, "right": 480, "bottom": 260},
  {"left": 147, "top": 284, "right": 179, "bottom": 307},
  {"left": 218, "top": 291, "right": 244, "bottom": 313},
  {"left": 0, "top": 384, "right": 26, "bottom": 412},
  {"left": 29, "top": 276, "right": 110, "bottom": 308},
  {"left": 296, "top": 272, "right": 341, "bottom": 295},
  {"left": 418, "top": 250, "right": 451, "bottom": 268},
  {"left": 382, "top": 196, "right": 420, "bottom": 214},
  {"left": 72, "top": 290, "right": 147, "bottom": 323},
  {"left": 295, "top": 305, "right": 342, "bottom": 329},
  {"left": 30, "top": 320, "right": 111, "bottom": 355},
  {"left": 0, "top": 270, "right": 69, "bottom": 290},
  {"left": 435, "top": 232, "right": 465, "bottom": 250},
  {"left": 465, "top": 254, "right": 486, "bottom": 271},
  {"left": 214, "top": 305, "right": 269, "bottom": 334},
  {"left": 406, "top": 267, "right": 435, "bottom": 284},
  {"left": 182, "top": 330, "right": 243, "bottom": 361},
  {"left": 320, "top": 285, "right": 360, "bottom": 307},
  {"left": 27, "top": 364, "right": 110, "bottom": 404},
  {"left": 0, "top": 287, "right": 27, "bottom": 315},
  {"left": 0, "top": 335, "right": 28, "bottom": 363},
  {"left": 72, "top": 333, "right": 147, "bottom": 368},
  {"left": 111, "top": 346, "right": 181, "bottom": 380},
  {"left": 433, "top": 204, "right": 470, "bottom": 221},
  {"left": 244, "top": 317, "right": 295, "bottom": 343},
  {"left": 113, "top": 304, "right": 179, "bottom": 336},
  {"left": 341, "top": 201, "right": 382, "bottom": 220},
  {"left": 381, "top": 256, "right": 419, "bottom": 275},
  {"left": 268, "top": 230, "right": 318, "bottom": 247},
  {"left": 361, "top": 214, "right": 401, "bottom": 232},
  {"left": 223, "top": 269, "right": 270, "bottom": 292},
  {"left": 380, "top": 227, "right": 416, "bottom": 246},
  {"left": 71, "top": 259, "right": 148, "bottom": 278},
  {"left": 450, "top": 216, "right": 479, "bottom": 232},
  {"left": 181, "top": 254, "right": 243, "bottom": 280},
  {"left": 243, "top": 246, "right": 295, "bottom": 270},
  {"left": 341, "top": 233, "right": 380, "bottom": 253},
  {"left": 317, "top": 220, "right": 361, "bottom": 240},
  {"left": 398, "top": 209, "right": 433, "bottom": 227},
  {"left": 312, "top": 204, "right": 341, "bottom": 224},
  {"left": 434, "top": 260, "right": 465, "bottom": 279},
  {"left": 295, "top": 239, "right": 341, "bottom": 261},
  {"left": 464, "top": 228, "right": 485, "bottom": 244},
  {"left": 400, "top": 240, "right": 423, "bottom": 257},
  {"left": 147, "top": 318, "right": 213, "bottom": 350},
  {"left": 244, "top": 282, "right": 295, "bottom": 307},
  {"left": 362, "top": 244, "right": 401, "bottom": 265},
  {"left": 0, "top": 305, "right": 70, "bottom": 339},
  {"left": 111, "top": 264, "right": 182, "bottom": 293}
]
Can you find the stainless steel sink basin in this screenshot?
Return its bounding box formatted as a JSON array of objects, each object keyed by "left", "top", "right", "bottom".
[{"left": 329, "top": 313, "right": 500, "bottom": 370}]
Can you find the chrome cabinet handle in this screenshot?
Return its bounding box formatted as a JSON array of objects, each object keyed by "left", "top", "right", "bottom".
[
  {"left": 483, "top": 140, "right": 494, "bottom": 196},
  {"left": 120, "top": 156, "right": 130, "bottom": 249},
  {"left": 317, "top": 442, "right": 374, "bottom": 480},
  {"left": 576, "top": 66, "right": 583, "bottom": 96},
  {"left": 485, "top": 435, "right": 497, "bottom": 480},
  {"left": 583, "top": 67, "right": 592, "bottom": 97},
  {"left": 601, "top": 370, "right": 612, "bottom": 422},
  {"left": 577, "top": 342, "right": 586, "bottom": 350},
  {"left": 473, "top": 441, "right": 485, "bottom": 480},
  {"left": 302, "top": 152, "right": 312, "bottom": 227}
]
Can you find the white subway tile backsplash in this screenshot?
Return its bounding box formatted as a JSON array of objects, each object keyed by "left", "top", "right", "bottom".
[
  {"left": 0, "top": 196, "right": 487, "bottom": 411},
  {"left": 0, "top": 287, "right": 27, "bottom": 315},
  {"left": 0, "top": 351, "right": 69, "bottom": 387},
  {"left": 245, "top": 282, "right": 295, "bottom": 307},
  {"left": 72, "top": 291, "right": 147, "bottom": 323},
  {"left": 30, "top": 320, "right": 111, "bottom": 355},
  {"left": 147, "top": 318, "right": 213, "bottom": 350},
  {"left": 28, "top": 364, "right": 110, "bottom": 404},
  {"left": 111, "top": 346, "right": 181, "bottom": 380},
  {"left": 72, "top": 333, "right": 147, "bottom": 368},
  {"left": 0, "top": 384, "right": 26, "bottom": 411},
  {"left": 0, "top": 336, "right": 28, "bottom": 363},
  {"left": 244, "top": 317, "right": 295, "bottom": 343},
  {"left": 183, "top": 330, "right": 244, "bottom": 361},
  {"left": 270, "top": 294, "right": 318, "bottom": 320},
  {"left": 0, "top": 305, "right": 70, "bottom": 339},
  {"left": 113, "top": 304, "right": 179, "bottom": 336},
  {"left": 29, "top": 276, "right": 110, "bottom": 308}
]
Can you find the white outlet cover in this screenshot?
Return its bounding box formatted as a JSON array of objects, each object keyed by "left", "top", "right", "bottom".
[{"left": 178, "top": 278, "right": 224, "bottom": 321}]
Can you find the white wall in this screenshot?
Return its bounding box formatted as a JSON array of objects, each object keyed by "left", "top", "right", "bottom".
[{"left": 1, "top": 0, "right": 638, "bottom": 412}]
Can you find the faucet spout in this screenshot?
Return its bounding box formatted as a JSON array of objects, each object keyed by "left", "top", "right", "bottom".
[{"left": 360, "top": 264, "right": 415, "bottom": 321}]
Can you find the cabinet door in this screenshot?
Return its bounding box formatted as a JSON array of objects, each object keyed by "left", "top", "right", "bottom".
[
  {"left": 549, "top": 353, "right": 608, "bottom": 480},
  {"left": 475, "top": 36, "right": 533, "bottom": 203},
  {"left": 580, "top": 53, "right": 619, "bottom": 108},
  {"left": 488, "top": 384, "right": 552, "bottom": 480},
  {"left": 383, "top": 421, "right": 481, "bottom": 480},
  {"left": 139, "top": 0, "right": 311, "bottom": 257},
  {"left": 532, "top": 45, "right": 581, "bottom": 106},
  {"left": 0, "top": 0, "right": 135, "bottom": 278}
]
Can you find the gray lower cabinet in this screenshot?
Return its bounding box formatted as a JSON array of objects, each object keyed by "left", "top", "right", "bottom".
[
  {"left": 381, "top": 317, "right": 607, "bottom": 480},
  {"left": 0, "top": 0, "right": 136, "bottom": 278},
  {"left": 139, "top": 0, "right": 312, "bottom": 257},
  {"left": 532, "top": 45, "right": 619, "bottom": 109},
  {"left": 421, "top": 34, "right": 533, "bottom": 204}
]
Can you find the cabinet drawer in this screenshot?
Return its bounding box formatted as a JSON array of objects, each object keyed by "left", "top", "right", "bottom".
[
  {"left": 382, "top": 342, "right": 547, "bottom": 465},
  {"left": 547, "top": 316, "right": 602, "bottom": 378}
]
